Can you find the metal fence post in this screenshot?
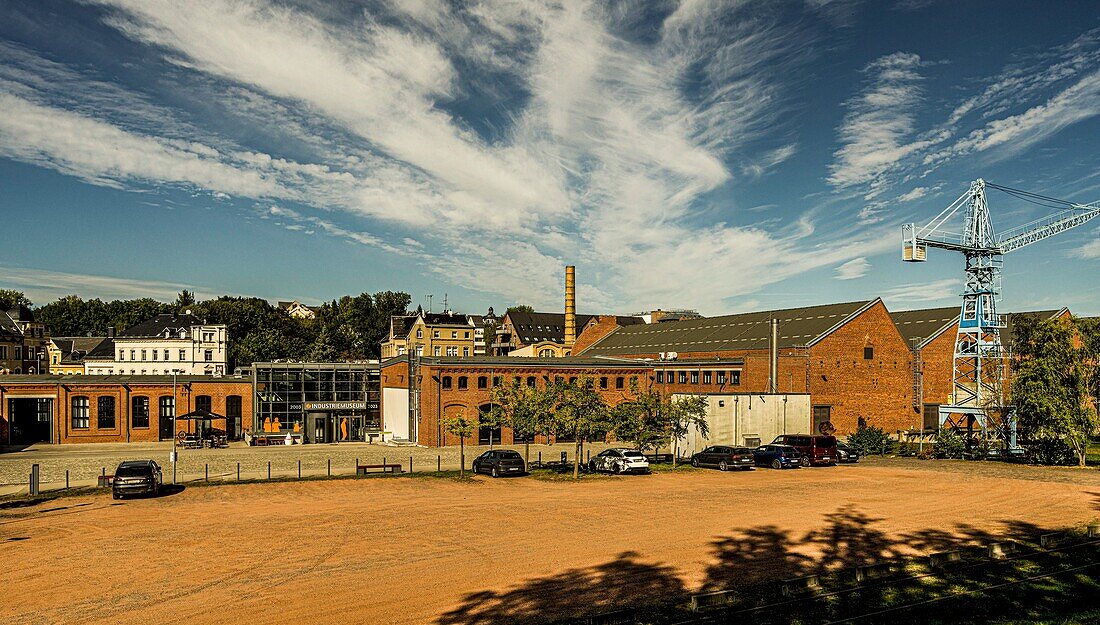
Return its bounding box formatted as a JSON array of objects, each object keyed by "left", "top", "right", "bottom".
[
  {"left": 328, "top": 458, "right": 331, "bottom": 477},
  {"left": 29, "top": 464, "right": 40, "bottom": 496},
  {"left": 298, "top": 459, "right": 301, "bottom": 479},
  {"left": 437, "top": 455, "right": 441, "bottom": 472},
  {"left": 539, "top": 451, "right": 542, "bottom": 467},
  {"left": 65, "top": 469, "right": 70, "bottom": 490},
  {"left": 205, "top": 464, "right": 209, "bottom": 482},
  {"left": 410, "top": 455, "right": 413, "bottom": 474},
  {"left": 237, "top": 462, "right": 240, "bottom": 481},
  {"left": 268, "top": 461, "right": 271, "bottom": 480}
]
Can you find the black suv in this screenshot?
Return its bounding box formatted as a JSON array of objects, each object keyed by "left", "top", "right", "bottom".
[
  {"left": 471, "top": 450, "right": 526, "bottom": 477},
  {"left": 112, "top": 460, "right": 163, "bottom": 499}
]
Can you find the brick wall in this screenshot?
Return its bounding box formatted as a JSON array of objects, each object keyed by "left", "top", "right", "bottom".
[
  {"left": 807, "top": 301, "right": 915, "bottom": 435},
  {"left": 572, "top": 317, "right": 622, "bottom": 355}
]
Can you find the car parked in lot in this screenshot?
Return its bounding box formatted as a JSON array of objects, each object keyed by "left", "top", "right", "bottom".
[
  {"left": 472, "top": 450, "right": 526, "bottom": 477},
  {"left": 752, "top": 445, "right": 804, "bottom": 469},
  {"left": 112, "top": 460, "right": 163, "bottom": 499},
  {"left": 836, "top": 442, "right": 860, "bottom": 463},
  {"left": 589, "top": 448, "right": 650, "bottom": 474},
  {"left": 771, "top": 434, "right": 838, "bottom": 466},
  {"left": 691, "top": 446, "right": 755, "bottom": 471}
]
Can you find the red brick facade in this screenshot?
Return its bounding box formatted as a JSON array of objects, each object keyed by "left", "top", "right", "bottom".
[{"left": 0, "top": 377, "right": 251, "bottom": 444}]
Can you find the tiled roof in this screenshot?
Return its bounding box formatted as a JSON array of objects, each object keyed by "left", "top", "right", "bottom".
[
  {"left": 580, "top": 300, "right": 876, "bottom": 356},
  {"left": 506, "top": 311, "right": 597, "bottom": 344},
  {"left": 119, "top": 313, "right": 207, "bottom": 338},
  {"left": 0, "top": 374, "right": 249, "bottom": 384},
  {"left": 51, "top": 337, "right": 107, "bottom": 363},
  {"left": 889, "top": 306, "right": 960, "bottom": 346}
]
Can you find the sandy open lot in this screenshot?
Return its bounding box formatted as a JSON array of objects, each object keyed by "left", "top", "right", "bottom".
[{"left": 2, "top": 462, "right": 1099, "bottom": 625}]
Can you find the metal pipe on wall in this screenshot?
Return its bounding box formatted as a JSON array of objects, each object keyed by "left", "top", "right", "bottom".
[{"left": 769, "top": 318, "right": 779, "bottom": 394}]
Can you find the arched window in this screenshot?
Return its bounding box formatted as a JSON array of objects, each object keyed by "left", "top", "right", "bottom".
[
  {"left": 457, "top": 376, "right": 468, "bottom": 390},
  {"left": 477, "top": 376, "right": 488, "bottom": 389}
]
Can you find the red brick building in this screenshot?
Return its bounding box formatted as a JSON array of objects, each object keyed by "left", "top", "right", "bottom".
[
  {"left": 381, "top": 356, "right": 748, "bottom": 447},
  {"left": 578, "top": 299, "right": 916, "bottom": 435},
  {"left": 0, "top": 375, "right": 251, "bottom": 445}
]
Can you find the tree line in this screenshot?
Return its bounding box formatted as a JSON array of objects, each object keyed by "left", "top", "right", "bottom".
[
  {"left": 443, "top": 377, "right": 709, "bottom": 479},
  {"left": 2, "top": 288, "right": 411, "bottom": 371}
]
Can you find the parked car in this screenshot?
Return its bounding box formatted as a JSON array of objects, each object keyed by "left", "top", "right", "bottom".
[
  {"left": 836, "top": 442, "right": 860, "bottom": 463},
  {"left": 753, "top": 445, "right": 804, "bottom": 469},
  {"left": 589, "top": 448, "right": 650, "bottom": 474},
  {"left": 691, "top": 446, "right": 755, "bottom": 471},
  {"left": 112, "top": 460, "right": 163, "bottom": 499},
  {"left": 771, "top": 434, "right": 838, "bottom": 466},
  {"left": 471, "top": 450, "right": 526, "bottom": 477}
]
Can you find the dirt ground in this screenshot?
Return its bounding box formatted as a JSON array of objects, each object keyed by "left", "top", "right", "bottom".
[{"left": 2, "top": 462, "right": 1099, "bottom": 625}]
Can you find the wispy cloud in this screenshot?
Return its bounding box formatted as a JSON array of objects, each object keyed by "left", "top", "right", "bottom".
[
  {"left": 1071, "top": 238, "right": 1100, "bottom": 260},
  {"left": 0, "top": 265, "right": 215, "bottom": 305},
  {"left": 882, "top": 278, "right": 962, "bottom": 304},
  {"left": 834, "top": 257, "right": 870, "bottom": 280}
]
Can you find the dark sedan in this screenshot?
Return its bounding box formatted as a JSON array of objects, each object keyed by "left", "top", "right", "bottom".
[
  {"left": 472, "top": 450, "right": 526, "bottom": 477},
  {"left": 112, "top": 460, "right": 163, "bottom": 499},
  {"left": 752, "top": 445, "right": 804, "bottom": 469},
  {"left": 691, "top": 446, "right": 755, "bottom": 471},
  {"left": 836, "top": 442, "right": 861, "bottom": 463}
]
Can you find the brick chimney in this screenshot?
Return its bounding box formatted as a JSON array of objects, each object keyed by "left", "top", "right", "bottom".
[{"left": 564, "top": 265, "right": 576, "bottom": 353}]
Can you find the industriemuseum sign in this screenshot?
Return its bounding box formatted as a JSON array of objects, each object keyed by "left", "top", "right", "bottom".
[{"left": 303, "top": 401, "right": 372, "bottom": 411}]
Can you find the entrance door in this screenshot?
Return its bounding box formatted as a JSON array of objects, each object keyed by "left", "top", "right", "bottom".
[
  {"left": 8, "top": 398, "right": 52, "bottom": 445},
  {"left": 159, "top": 397, "right": 176, "bottom": 441},
  {"left": 812, "top": 405, "right": 832, "bottom": 435}
]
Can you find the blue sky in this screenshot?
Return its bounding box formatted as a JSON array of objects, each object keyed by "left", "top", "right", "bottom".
[{"left": 1, "top": 0, "right": 1099, "bottom": 316}]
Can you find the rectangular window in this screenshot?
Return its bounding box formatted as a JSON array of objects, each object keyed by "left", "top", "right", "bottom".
[
  {"left": 679, "top": 372, "right": 687, "bottom": 384},
  {"left": 690, "top": 371, "right": 699, "bottom": 384},
  {"left": 463, "top": 347, "right": 470, "bottom": 357},
  {"left": 179, "top": 349, "right": 186, "bottom": 361},
  {"left": 703, "top": 371, "right": 712, "bottom": 384},
  {"left": 864, "top": 346, "right": 874, "bottom": 360},
  {"left": 141, "top": 349, "right": 147, "bottom": 361},
  {"left": 441, "top": 376, "right": 452, "bottom": 389},
  {"left": 458, "top": 376, "right": 468, "bottom": 390},
  {"left": 159, "top": 396, "right": 175, "bottom": 422},
  {"left": 464, "top": 331, "right": 469, "bottom": 338},
  {"left": 656, "top": 371, "right": 664, "bottom": 383},
  {"left": 493, "top": 376, "right": 502, "bottom": 387},
  {"left": 131, "top": 396, "right": 150, "bottom": 428},
  {"left": 433, "top": 330, "right": 440, "bottom": 338},
  {"left": 616, "top": 377, "right": 624, "bottom": 389},
  {"left": 97, "top": 396, "right": 116, "bottom": 429},
  {"left": 0, "top": 346, "right": 6, "bottom": 359},
  {"left": 433, "top": 346, "right": 441, "bottom": 356},
  {"left": 71, "top": 396, "right": 89, "bottom": 429},
  {"left": 447, "top": 346, "right": 458, "bottom": 356},
  {"left": 416, "top": 328, "right": 423, "bottom": 339},
  {"left": 717, "top": 371, "right": 727, "bottom": 385},
  {"left": 164, "top": 349, "right": 169, "bottom": 361},
  {"left": 119, "top": 350, "right": 125, "bottom": 361},
  {"left": 15, "top": 346, "right": 21, "bottom": 359},
  {"left": 730, "top": 371, "right": 741, "bottom": 385},
  {"left": 599, "top": 377, "right": 608, "bottom": 389},
  {"left": 152, "top": 349, "right": 158, "bottom": 360},
  {"left": 451, "top": 331, "right": 457, "bottom": 339},
  {"left": 477, "top": 376, "right": 488, "bottom": 389}
]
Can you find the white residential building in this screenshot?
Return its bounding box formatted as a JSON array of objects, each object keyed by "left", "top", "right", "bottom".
[{"left": 84, "top": 312, "right": 228, "bottom": 375}]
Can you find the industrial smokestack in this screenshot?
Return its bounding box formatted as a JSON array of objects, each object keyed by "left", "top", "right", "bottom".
[
  {"left": 564, "top": 265, "right": 576, "bottom": 353},
  {"left": 769, "top": 318, "right": 778, "bottom": 394}
]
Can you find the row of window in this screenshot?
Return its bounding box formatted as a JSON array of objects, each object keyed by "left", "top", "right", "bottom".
[
  {"left": 655, "top": 370, "right": 742, "bottom": 385},
  {"left": 414, "top": 328, "right": 472, "bottom": 340},
  {"left": 68, "top": 395, "right": 241, "bottom": 429},
  {"left": 439, "top": 375, "right": 642, "bottom": 390},
  {"left": 118, "top": 349, "right": 216, "bottom": 362},
  {"left": 398, "top": 345, "right": 472, "bottom": 357}
]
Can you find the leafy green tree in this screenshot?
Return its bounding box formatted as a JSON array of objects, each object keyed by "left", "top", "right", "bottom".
[
  {"left": 1012, "top": 316, "right": 1098, "bottom": 466},
  {"left": 933, "top": 428, "right": 966, "bottom": 459},
  {"left": 551, "top": 377, "right": 612, "bottom": 479},
  {"left": 846, "top": 424, "right": 893, "bottom": 456},
  {"left": 666, "top": 394, "right": 709, "bottom": 466},
  {"left": 175, "top": 290, "right": 196, "bottom": 309},
  {"left": 0, "top": 289, "right": 31, "bottom": 310},
  {"left": 443, "top": 412, "right": 476, "bottom": 478},
  {"left": 489, "top": 380, "right": 555, "bottom": 465},
  {"left": 611, "top": 380, "right": 668, "bottom": 454},
  {"left": 506, "top": 305, "right": 535, "bottom": 314}
]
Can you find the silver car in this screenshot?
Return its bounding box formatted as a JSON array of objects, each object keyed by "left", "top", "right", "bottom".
[{"left": 588, "top": 448, "right": 651, "bottom": 474}]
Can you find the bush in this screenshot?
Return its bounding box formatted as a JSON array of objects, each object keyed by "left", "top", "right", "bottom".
[
  {"left": 846, "top": 425, "right": 894, "bottom": 456},
  {"left": 1024, "top": 436, "right": 1076, "bottom": 466},
  {"left": 933, "top": 429, "right": 966, "bottom": 459}
]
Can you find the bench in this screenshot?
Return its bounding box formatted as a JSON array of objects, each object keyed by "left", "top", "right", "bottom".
[
  {"left": 357, "top": 464, "right": 403, "bottom": 475},
  {"left": 97, "top": 475, "right": 115, "bottom": 487}
]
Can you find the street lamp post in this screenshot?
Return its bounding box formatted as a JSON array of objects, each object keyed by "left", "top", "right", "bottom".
[{"left": 172, "top": 370, "right": 177, "bottom": 484}]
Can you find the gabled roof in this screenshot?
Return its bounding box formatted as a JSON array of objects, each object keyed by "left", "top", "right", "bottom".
[
  {"left": 119, "top": 313, "right": 206, "bottom": 338},
  {"left": 0, "top": 312, "right": 20, "bottom": 341},
  {"left": 51, "top": 337, "right": 107, "bottom": 364},
  {"left": 5, "top": 305, "right": 35, "bottom": 322},
  {"left": 505, "top": 311, "right": 597, "bottom": 345},
  {"left": 277, "top": 300, "right": 320, "bottom": 312},
  {"left": 579, "top": 300, "right": 877, "bottom": 357},
  {"left": 85, "top": 337, "right": 115, "bottom": 360},
  {"left": 389, "top": 315, "right": 416, "bottom": 340},
  {"left": 889, "top": 306, "right": 960, "bottom": 347},
  {"left": 420, "top": 312, "right": 473, "bottom": 327},
  {"left": 1004, "top": 309, "right": 1068, "bottom": 347}
]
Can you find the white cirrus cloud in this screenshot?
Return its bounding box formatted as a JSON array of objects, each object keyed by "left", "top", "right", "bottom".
[
  {"left": 834, "top": 257, "right": 871, "bottom": 280},
  {"left": 882, "top": 278, "right": 962, "bottom": 304}
]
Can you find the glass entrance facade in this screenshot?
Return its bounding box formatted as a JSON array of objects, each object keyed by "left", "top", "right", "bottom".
[{"left": 253, "top": 362, "right": 381, "bottom": 443}]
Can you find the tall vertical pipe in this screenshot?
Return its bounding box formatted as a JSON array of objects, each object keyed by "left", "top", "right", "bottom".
[
  {"left": 769, "top": 318, "right": 779, "bottom": 394},
  {"left": 564, "top": 265, "right": 576, "bottom": 353}
]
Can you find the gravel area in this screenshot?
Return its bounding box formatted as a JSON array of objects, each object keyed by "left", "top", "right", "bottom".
[{"left": 0, "top": 441, "right": 619, "bottom": 494}]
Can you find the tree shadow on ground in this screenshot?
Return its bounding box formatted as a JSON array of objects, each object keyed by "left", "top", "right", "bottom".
[{"left": 436, "top": 506, "right": 1100, "bottom": 625}]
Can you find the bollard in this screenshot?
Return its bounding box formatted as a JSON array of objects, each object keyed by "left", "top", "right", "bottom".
[
  {"left": 298, "top": 459, "right": 301, "bottom": 479},
  {"left": 410, "top": 455, "right": 413, "bottom": 474},
  {"left": 384, "top": 456, "right": 387, "bottom": 468},
  {"left": 587, "top": 449, "right": 590, "bottom": 464},
  {"left": 65, "top": 469, "right": 69, "bottom": 490},
  {"left": 268, "top": 461, "right": 271, "bottom": 480},
  {"left": 437, "top": 455, "right": 441, "bottom": 472},
  {"left": 237, "top": 462, "right": 240, "bottom": 482},
  {"left": 205, "top": 464, "right": 209, "bottom": 482},
  {"left": 539, "top": 451, "right": 542, "bottom": 467},
  {"left": 328, "top": 458, "right": 331, "bottom": 477},
  {"left": 29, "top": 464, "right": 40, "bottom": 496}
]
